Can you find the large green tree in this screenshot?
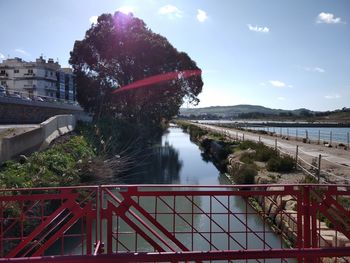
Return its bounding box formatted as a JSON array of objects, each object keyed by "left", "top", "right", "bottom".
[{"left": 70, "top": 12, "right": 203, "bottom": 126}]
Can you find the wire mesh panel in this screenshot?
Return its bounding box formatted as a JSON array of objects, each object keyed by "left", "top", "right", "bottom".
[
  {"left": 1, "top": 184, "right": 350, "bottom": 262},
  {"left": 0, "top": 186, "right": 97, "bottom": 258},
  {"left": 101, "top": 185, "right": 304, "bottom": 262}
]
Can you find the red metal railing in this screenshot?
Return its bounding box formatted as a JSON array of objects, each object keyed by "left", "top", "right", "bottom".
[{"left": 1, "top": 184, "right": 350, "bottom": 262}]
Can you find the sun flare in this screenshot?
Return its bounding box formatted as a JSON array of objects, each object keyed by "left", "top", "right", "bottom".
[{"left": 117, "top": 6, "right": 135, "bottom": 15}]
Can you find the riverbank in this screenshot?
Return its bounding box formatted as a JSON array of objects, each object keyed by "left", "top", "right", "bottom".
[
  {"left": 194, "top": 122, "right": 350, "bottom": 183},
  {"left": 0, "top": 119, "right": 148, "bottom": 188},
  {"left": 176, "top": 120, "right": 301, "bottom": 184},
  {"left": 175, "top": 120, "right": 350, "bottom": 253}
]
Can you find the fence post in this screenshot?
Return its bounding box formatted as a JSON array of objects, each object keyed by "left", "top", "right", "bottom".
[
  {"left": 330, "top": 131, "right": 332, "bottom": 146},
  {"left": 296, "top": 129, "right": 298, "bottom": 141},
  {"left": 318, "top": 130, "right": 320, "bottom": 145},
  {"left": 295, "top": 145, "right": 299, "bottom": 165},
  {"left": 280, "top": 127, "right": 282, "bottom": 136},
  {"left": 287, "top": 128, "right": 289, "bottom": 139},
  {"left": 242, "top": 133, "right": 245, "bottom": 141},
  {"left": 317, "top": 154, "right": 321, "bottom": 183},
  {"left": 305, "top": 130, "right": 308, "bottom": 140},
  {"left": 348, "top": 132, "right": 349, "bottom": 149},
  {"left": 275, "top": 139, "right": 277, "bottom": 151},
  {"left": 259, "top": 135, "right": 261, "bottom": 142}
]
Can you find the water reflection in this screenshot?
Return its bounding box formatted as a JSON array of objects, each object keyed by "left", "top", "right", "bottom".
[
  {"left": 108, "top": 127, "right": 294, "bottom": 262},
  {"left": 119, "top": 139, "right": 183, "bottom": 184},
  {"left": 66, "top": 126, "right": 295, "bottom": 262}
]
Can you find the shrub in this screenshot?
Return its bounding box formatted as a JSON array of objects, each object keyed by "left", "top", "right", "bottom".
[
  {"left": 238, "top": 141, "right": 258, "bottom": 150},
  {"left": 234, "top": 164, "right": 257, "bottom": 184},
  {"left": 239, "top": 152, "right": 255, "bottom": 164},
  {"left": 0, "top": 135, "right": 95, "bottom": 189},
  {"left": 255, "top": 146, "right": 277, "bottom": 162},
  {"left": 267, "top": 155, "right": 295, "bottom": 172},
  {"left": 189, "top": 126, "right": 208, "bottom": 138}
]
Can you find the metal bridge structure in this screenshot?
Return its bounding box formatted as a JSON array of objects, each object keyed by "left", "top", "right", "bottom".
[{"left": 0, "top": 184, "right": 350, "bottom": 262}]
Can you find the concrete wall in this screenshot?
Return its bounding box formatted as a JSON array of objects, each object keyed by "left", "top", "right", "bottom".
[
  {"left": 0, "top": 115, "right": 76, "bottom": 164},
  {"left": 0, "top": 97, "right": 87, "bottom": 124}
]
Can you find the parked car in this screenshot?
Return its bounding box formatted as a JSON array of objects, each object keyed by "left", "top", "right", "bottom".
[
  {"left": 34, "top": 96, "right": 45, "bottom": 102},
  {"left": 9, "top": 93, "right": 21, "bottom": 99},
  {"left": 21, "top": 96, "right": 32, "bottom": 101}
]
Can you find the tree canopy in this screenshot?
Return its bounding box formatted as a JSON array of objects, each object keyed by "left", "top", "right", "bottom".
[{"left": 70, "top": 12, "right": 203, "bottom": 126}]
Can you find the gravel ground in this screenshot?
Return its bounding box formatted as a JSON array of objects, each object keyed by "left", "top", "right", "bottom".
[{"left": 196, "top": 123, "right": 350, "bottom": 183}]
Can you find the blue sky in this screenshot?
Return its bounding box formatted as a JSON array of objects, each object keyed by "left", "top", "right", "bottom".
[{"left": 0, "top": 0, "right": 349, "bottom": 111}]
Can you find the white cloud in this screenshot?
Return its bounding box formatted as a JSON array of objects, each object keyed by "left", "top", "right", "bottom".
[
  {"left": 158, "top": 5, "right": 183, "bottom": 18},
  {"left": 269, "top": 80, "right": 286, "bottom": 88},
  {"left": 197, "top": 9, "right": 208, "bottom": 22},
  {"left": 14, "top": 48, "right": 30, "bottom": 56},
  {"left": 316, "top": 12, "right": 343, "bottom": 24},
  {"left": 0, "top": 52, "right": 5, "bottom": 60},
  {"left": 277, "top": 97, "right": 286, "bottom": 101},
  {"left": 324, "top": 94, "right": 341, "bottom": 99},
  {"left": 117, "top": 6, "right": 135, "bottom": 15},
  {"left": 89, "top": 15, "right": 98, "bottom": 24},
  {"left": 305, "top": 66, "right": 325, "bottom": 73},
  {"left": 259, "top": 82, "right": 266, "bottom": 86},
  {"left": 247, "top": 24, "right": 270, "bottom": 33}
]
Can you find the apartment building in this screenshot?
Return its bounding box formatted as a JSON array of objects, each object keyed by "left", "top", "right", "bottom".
[{"left": 0, "top": 56, "right": 76, "bottom": 101}]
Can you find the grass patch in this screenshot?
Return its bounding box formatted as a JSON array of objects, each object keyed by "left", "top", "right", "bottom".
[{"left": 0, "top": 136, "right": 95, "bottom": 188}]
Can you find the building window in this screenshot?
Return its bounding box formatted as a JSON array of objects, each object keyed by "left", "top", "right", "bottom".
[
  {"left": 0, "top": 70, "right": 5, "bottom": 75},
  {"left": 28, "top": 69, "right": 33, "bottom": 74},
  {"left": 14, "top": 69, "right": 19, "bottom": 73},
  {"left": 1, "top": 81, "right": 6, "bottom": 85}
]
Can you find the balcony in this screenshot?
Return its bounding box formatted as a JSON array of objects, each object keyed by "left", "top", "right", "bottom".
[
  {"left": 24, "top": 84, "right": 37, "bottom": 90},
  {"left": 0, "top": 73, "right": 9, "bottom": 78}
]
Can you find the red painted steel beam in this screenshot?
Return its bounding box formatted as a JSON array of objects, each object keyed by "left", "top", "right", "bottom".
[
  {"left": 1, "top": 248, "right": 350, "bottom": 262},
  {"left": 114, "top": 190, "right": 296, "bottom": 197}
]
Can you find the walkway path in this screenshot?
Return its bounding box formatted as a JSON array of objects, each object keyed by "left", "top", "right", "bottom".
[{"left": 195, "top": 123, "right": 350, "bottom": 183}]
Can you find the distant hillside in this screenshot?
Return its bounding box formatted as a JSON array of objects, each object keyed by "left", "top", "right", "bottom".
[
  {"left": 179, "top": 105, "right": 350, "bottom": 122},
  {"left": 179, "top": 105, "right": 314, "bottom": 118}
]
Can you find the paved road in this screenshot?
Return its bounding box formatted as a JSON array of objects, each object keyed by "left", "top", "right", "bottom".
[{"left": 0, "top": 124, "right": 39, "bottom": 131}]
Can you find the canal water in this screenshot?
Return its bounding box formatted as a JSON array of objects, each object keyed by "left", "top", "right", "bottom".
[
  {"left": 52, "top": 125, "right": 292, "bottom": 262},
  {"left": 113, "top": 125, "right": 293, "bottom": 262}
]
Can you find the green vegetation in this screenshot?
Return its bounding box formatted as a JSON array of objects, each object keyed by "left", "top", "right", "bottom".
[
  {"left": 266, "top": 155, "right": 295, "bottom": 172},
  {"left": 0, "top": 136, "right": 95, "bottom": 188},
  {"left": 237, "top": 140, "right": 295, "bottom": 173},
  {"left": 232, "top": 164, "right": 257, "bottom": 184},
  {"left": 176, "top": 121, "right": 296, "bottom": 186}
]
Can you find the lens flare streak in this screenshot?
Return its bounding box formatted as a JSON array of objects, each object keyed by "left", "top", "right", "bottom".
[{"left": 112, "top": 70, "right": 201, "bottom": 94}]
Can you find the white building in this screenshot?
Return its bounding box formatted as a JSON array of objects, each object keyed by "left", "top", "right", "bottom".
[{"left": 0, "top": 56, "right": 75, "bottom": 101}]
